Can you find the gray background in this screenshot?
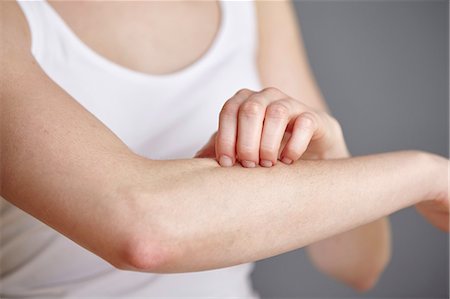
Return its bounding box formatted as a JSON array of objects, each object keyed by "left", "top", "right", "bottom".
[{"left": 251, "top": 1, "right": 449, "bottom": 298}]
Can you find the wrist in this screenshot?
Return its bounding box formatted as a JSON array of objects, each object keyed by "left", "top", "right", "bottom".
[{"left": 416, "top": 151, "right": 448, "bottom": 203}]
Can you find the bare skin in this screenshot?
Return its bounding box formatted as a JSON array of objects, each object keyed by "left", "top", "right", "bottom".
[{"left": 1, "top": 0, "right": 448, "bottom": 293}]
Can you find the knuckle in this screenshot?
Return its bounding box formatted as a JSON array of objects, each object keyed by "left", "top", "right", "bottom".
[
  {"left": 260, "top": 145, "right": 277, "bottom": 158},
  {"left": 240, "top": 100, "right": 264, "bottom": 117},
  {"left": 220, "top": 100, "right": 239, "bottom": 118},
  {"left": 237, "top": 145, "right": 255, "bottom": 158},
  {"left": 262, "top": 86, "right": 281, "bottom": 95},
  {"left": 266, "top": 102, "right": 290, "bottom": 119},
  {"left": 302, "top": 111, "right": 317, "bottom": 120},
  {"left": 217, "top": 137, "right": 234, "bottom": 149},
  {"left": 235, "top": 88, "right": 252, "bottom": 97},
  {"left": 297, "top": 112, "right": 316, "bottom": 129},
  {"left": 247, "top": 93, "right": 266, "bottom": 103}
]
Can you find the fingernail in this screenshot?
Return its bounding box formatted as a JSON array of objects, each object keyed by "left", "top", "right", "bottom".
[
  {"left": 260, "top": 160, "right": 273, "bottom": 168},
  {"left": 281, "top": 157, "right": 293, "bottom": 165},
  {"left": 219, "top": 155, "right": 233, "bottom": 167},
  {"left": 241, "top": 160, "right": 256, "bottom": 168}
]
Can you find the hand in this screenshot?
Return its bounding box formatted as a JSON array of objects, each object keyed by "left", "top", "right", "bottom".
[
  {"left": 415, "top": 156, "right": 449, "bottom": 232},
  {"left": 196, "top": 87, "right": 349, "bottom": 167},
  {"left": 416, "top": 199, "right": 449, "bottom": 232}
]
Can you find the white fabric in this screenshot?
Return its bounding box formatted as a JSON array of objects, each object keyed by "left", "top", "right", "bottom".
[{"left": 1, "top": 0, "right": 263, "bottom": 297}]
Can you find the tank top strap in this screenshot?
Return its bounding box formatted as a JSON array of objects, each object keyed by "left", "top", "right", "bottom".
[{"left": 16, "top": 1, "right": 45, "bottom": 58}]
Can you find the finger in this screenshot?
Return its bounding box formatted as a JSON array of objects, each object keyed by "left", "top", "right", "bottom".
[
  {"left": 259, "top": 99, "right": 294, "bottom": 167},
  {"left": 216, "top": 89, "right": 254, "bottom": 167},
  {"left": 236, "top": 92, "right": 273, "bottom": 168},
  {"left": 278, "top": 131, "right": 291, "bottom": 160},
  {"left": 416, "top": 206, "right": 449, "bottom": 232},
  {"left": 281, "top": 112, "right": 318, "bottom": 164},
  {"left": 237, "top": 88, "right": 284, "bottom": 167}
]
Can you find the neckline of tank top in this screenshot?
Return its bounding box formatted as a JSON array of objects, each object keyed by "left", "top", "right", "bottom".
[{"left": 41, "top": 0, "right": 230, "bottom": 83}]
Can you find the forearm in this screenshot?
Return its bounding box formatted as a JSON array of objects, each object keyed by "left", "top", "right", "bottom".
[
  {"left": 2, "top": 116, "right": 440, "bottom": 274},
  {"left": 122, "top": 150, "right": 441, "bottom": 273},
  {"left": 305, "top": 143, "right": 392, "bottom": 290}
]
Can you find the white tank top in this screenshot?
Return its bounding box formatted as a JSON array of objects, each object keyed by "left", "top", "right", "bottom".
[{"left": 1, "top": 1, "right": 262, "bottom": 297}]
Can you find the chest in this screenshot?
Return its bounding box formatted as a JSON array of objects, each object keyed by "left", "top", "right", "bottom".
[
  {"left": 48, "top": 1, "right": 221, "bottom": 75},
  {"left": 29, "top": 1, "right": 261, "bottom": 159}
]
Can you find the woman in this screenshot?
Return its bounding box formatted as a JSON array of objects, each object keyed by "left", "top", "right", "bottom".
[{"left": 1, "top": 0, "right": 448, "bottom": 297}]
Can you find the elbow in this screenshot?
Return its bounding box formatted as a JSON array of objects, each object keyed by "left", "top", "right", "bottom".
[
  {"left": 85, "top": 229, "right": 176, "bottom": 273},
  {"left": 115, "top": 236, "right": 177, "bottom": 273},
  {"left": 318, "top": 264, "right": 386, "bottom": 293},
  {"left": 111, "top": 221, "right": 182, "bottom": 273},
  {"left": 106, "top": 190, "right": 182, "bottom": 273},
  {"left": 348, "top": 269, "right": 382, "bottom": 293},
  {"left": 350, "top": 244, "right": 391, "bottom": 291},
  {"left": 312, "top": 250, "right": 390, "bottom": 293},
  {"left": 346, "top": 257, "right": 390, "bottom": 292}
]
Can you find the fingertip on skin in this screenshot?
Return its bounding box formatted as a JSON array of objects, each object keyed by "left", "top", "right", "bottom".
[
  {"left": 219, "top": 155, "right": 233, "bottom": 167},
  {"left": 281, "top": 157, "right": 293, "bottom": 165},
  {"left": 280, "top": 145, "right": 305, "bottom": 165},
  {"left": 241, "top": 160, "right": 256, "bottom": 168},
  {"left": 280, "top": 115, "right": 315, "bottom": 163},
  {"left": 260, "top": 159, "right": 273, "bottom": 168}
]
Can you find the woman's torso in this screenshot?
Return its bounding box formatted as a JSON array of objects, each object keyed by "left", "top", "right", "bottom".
[{"left": 1, "top": 0, "right": 262, "bottom": 297}]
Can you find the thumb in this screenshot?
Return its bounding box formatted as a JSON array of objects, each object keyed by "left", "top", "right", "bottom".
[{"left": 194, "top": 132, "right": 217, "bottom": 158}]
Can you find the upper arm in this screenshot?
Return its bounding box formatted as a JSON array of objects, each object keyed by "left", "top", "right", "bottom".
[
  {"left": 1, "top": 2, "right": 142, "bottom": 267},
  {"left": 255, "top": 0, "right": 329, "bottom": 111}
]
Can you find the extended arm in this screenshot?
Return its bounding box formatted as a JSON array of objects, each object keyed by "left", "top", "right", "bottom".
[
  {"left": 255, "top": 0, "right": 391, "bottom": 290},
  {"left": 1, "top": 1, "right": 446, "bottom": 275}
]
